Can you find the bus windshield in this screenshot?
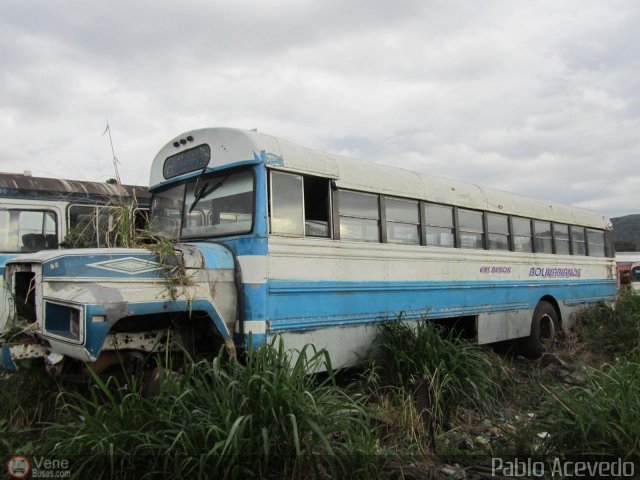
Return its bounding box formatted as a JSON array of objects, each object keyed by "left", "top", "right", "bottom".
[{"left": 149, "top": 169, "right": 254, "bottom": 240}]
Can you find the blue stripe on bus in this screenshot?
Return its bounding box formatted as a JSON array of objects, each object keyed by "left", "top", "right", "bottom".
[
  {"left": 1, "top": 343, "right": 17, "bottom": 371},
  {"left": 244, "top": 283, "right": 267, "bottom": 320},
  {"left": 265, "top": 278, "right": 617, "bottom": 332},
  {"left": 82, "top": 299, "right": 231, "bottom": 357},
  {"left": 41, "top": 253, "right": 164, "bottom": 279},
  {"left": 0, "top": 254, "right": 19, "bottom": 277}
]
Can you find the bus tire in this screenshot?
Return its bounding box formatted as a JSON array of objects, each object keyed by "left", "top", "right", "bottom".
[{"left": 520, "top": 302, "right": 557, "bottom": 358}]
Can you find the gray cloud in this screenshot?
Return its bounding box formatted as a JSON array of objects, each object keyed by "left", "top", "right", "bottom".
[{"left": 1, "top": 0, "right": 639, "bottom": 217}]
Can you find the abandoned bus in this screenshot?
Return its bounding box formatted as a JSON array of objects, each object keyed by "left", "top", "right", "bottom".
[
  {"left": 0, "top": 173, "right": 150, "bottom": 332},
  {"left": 0, "top": 128, "right": 617, "bottom": 373},
  {"left": 0, "top": 172, "right": 150, "bottom": 258}
]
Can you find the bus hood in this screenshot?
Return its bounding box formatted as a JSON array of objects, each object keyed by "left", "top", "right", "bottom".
[{"left": 5, "top": 244, "right": 235, "bottom": 281}]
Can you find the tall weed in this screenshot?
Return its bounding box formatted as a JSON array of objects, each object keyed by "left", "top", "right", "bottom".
[
  {"left": 41, "top": 339, "right": 391, "bottom": 479},
  {"left": 537, "top": 356, "right": 640, "bottom": 457},
  {"left": 577, "top": 291, "right": 640, "bottom": 355},
  {"left": 375, "top": 318, "right": 510, "bottom": 429}
]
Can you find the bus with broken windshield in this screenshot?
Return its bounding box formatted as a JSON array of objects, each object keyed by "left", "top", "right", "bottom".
[{"left": 0, "top": 128, "right": 617, "bottom": 375}]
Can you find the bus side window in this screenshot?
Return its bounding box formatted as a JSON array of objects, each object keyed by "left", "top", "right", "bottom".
[
  {"left": 553, "top": 223, "right": 570, "bottom": 254},
  {"left": 512, "top": 217, "right": 533, "bottom": 252},
  {"left": 533, "top": 221, "right": 553, "bottom": 253},
  {"left": 570, "top": 226, "right": 586, "bottom": 255},
  {"left": 423, "top": 203, "right": 455, "bottom": 248},
  {"left": 68, "top": 205, "right": 98, "bottom": 247},
  {"left": 458, "top": 209, "right": 484, "bottom": 249},
  {"left": 303, "top": 176, "right": 331, "bottom": 237},
  {"left": 18, "top": 210, "right": 58, "bottom": 252},
  {"left": 338, "top": 190, "right": 380, "bottom": 242},
  {"left": 586, "top": 229, "right": 605, "bottom": 257},
  {"left": 270, "top": 171, "right": 304, "bottom": 236},
  {"left": 384, "top": 197, "right": 420, "bottom": 245},
  {"left": 487, "top": 213, "right": 509, "bottom": 250}
]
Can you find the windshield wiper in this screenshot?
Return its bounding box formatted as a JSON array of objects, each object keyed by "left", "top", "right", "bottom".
[{"left": 188, "top": 174, "right": 230, "bottom": 213}]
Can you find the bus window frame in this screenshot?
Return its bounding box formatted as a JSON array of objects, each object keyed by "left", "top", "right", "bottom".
[{"left": 0, "top": 207, "right": 60, "bottom": 253}]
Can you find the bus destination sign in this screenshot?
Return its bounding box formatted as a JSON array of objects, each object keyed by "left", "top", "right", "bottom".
[{"left": 163, "top": 144, "right": 211, "bottom": 179}]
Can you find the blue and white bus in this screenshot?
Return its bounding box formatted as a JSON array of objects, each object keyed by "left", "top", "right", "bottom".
[
  {"left": 0, "top": 128, "right": 616, "bottom": 372},
  {"left": 0, "top": 173, "right": 150, "bottom": 333}
]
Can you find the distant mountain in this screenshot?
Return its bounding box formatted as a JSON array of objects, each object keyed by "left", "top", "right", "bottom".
[{"left": 611, "top": 214, "right": 640, "bottom": 251}]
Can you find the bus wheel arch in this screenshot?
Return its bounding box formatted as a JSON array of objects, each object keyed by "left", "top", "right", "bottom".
[
  {"left": 519, "top": 299, "right": 559, "bottom": 358},
  {"left": 539, "top": 295, "right": 562, "bottom": 330},
  {"left": 103, "top": 311, "right": 226, "bottom": 361}
]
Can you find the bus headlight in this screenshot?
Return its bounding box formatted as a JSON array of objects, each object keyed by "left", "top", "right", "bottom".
[{"left": 44, "top": 301, "right": 84, "bottom": 343}]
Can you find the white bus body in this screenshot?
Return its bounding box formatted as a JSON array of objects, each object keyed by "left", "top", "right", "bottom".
[{"left": 1, "top": 129, "right": 617, "bottom": 372}]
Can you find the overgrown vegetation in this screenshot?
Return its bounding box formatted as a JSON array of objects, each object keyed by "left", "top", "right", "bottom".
[
  {"left": 60, "top": 199, "right": 143, "bottom": 249},
  {"left": 0, "top": 364, "right": 57, "bottom": 455},
  {"left": 537, "top": 356, "right": 640, "bottom": 457},
  {"left": 576, "top": 290, "right": 640, "bottom": 355},
  {"left": 38, "top": 340, "right": 391, "bottom": 479},
  {"left": 60, "top": 199, "right": 192, "bottom": 300},
  {"left": 374, "top": 318, "right": 510, "bottom": 435},
  {"left": 2, "top": 293, "right": 639, "bottom": 476},
  {"left": 529, "top": 291, "right": 640, "bottom": 458}
]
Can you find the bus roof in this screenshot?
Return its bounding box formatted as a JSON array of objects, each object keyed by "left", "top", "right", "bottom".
[
  {"left": 151, "top": 127, "right": 610, "bottom": 229},
  {"left": 0, "top": 173, "right": 150, "bottom": 207},
  {"left": 616, "top": 253, "right": 640, "bottom": 264}
]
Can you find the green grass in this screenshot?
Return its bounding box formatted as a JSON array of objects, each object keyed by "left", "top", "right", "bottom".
[
  {"left": 577, "top": 290, "right": 640, "bottom": 355},
  {"left": 532, "top": 293, "right": 640, "bottom": 457},
  {"left": 537, "top": 356, "right": 640, "bottom": 457},
  {"left": 4, "top": 296, "right": 640, "bottom": 473},
  {"left": 374, "top": 318, "right": 511, "bottom": 433},
  {"left": 0, "top": 365, "right": 58, "bottom": 456},
  {"left": 39, "top": 339, "right": 393, "bottom": 479}
]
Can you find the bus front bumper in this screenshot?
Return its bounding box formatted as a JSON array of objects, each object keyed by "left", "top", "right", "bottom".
[{"left": 1, "top": 342, "right": 47, "bottom": 371}]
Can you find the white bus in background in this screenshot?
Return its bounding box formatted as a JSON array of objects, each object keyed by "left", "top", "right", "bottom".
[
  {"left": 0, "top": 172, "right": 150, "bottom": 332},
  {"left": 0, "top": 129, "right": 617, "bottom": 373},
  {"left": 615, "top": 252, "right": 640, "bottom": 290}
]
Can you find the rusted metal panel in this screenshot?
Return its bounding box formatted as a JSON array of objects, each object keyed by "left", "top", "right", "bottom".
[
  {"left": 101, "top": 329, "right": 184, "bottom": 352},
  {"left": 0, "top": 172, "right": 150, "bottom": 207}
]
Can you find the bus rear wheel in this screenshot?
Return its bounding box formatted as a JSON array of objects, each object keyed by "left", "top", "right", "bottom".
[{"left": 520, "top": 302, "right": 557, "bottom": 358}]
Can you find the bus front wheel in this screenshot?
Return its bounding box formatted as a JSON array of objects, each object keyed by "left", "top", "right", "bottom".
[{"left": 520, "top": 302, "right": 557, "bottom": 358}]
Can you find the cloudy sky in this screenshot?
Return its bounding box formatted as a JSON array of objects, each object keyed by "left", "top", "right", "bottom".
[{"left": 1, "top": 0, "right": 639, "bottom": 218}]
